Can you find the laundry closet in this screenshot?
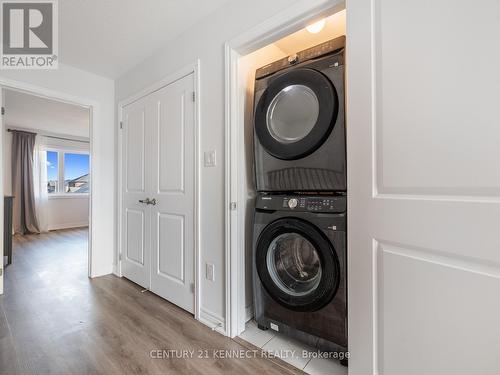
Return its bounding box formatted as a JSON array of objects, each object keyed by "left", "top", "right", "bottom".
[{"left": 237, "top": 10, "right": 349, "bottom": 373}]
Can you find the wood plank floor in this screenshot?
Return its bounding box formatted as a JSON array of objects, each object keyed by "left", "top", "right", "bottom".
[{"left": 0, "top": 228, "right": 299, "bottom": 375}]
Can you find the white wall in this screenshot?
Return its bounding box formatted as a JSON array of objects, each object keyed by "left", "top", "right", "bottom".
[
  {"left": 116, "top": 0, "right": 300, "bottom": 326},
  {"left": 47, "top": 197, "right": 89, "bottom": 230},
  {"left": 0, "top": 63, "right": 115, "bottom": 277},
  {"left": 4, "top": 89, "right": 90, "bottom": 138}
]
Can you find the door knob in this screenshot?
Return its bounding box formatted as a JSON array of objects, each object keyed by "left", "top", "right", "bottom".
[{"left": 139, "top": 198, "right": 156, "bottom": 205}]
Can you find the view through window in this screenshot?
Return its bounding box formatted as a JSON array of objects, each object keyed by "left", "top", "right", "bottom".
[
  {"left": 47, "top": 151, "right": 90, "bottom": 194},
  {"left": 64, "top": 153, "right": 90, "bottom": 193},
  {"left": 47, "top": 151, "right": 58, "bottom": 193}
]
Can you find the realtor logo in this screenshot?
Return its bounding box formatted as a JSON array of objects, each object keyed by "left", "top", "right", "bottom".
[{"left": 1, "top": 0, "right": 58, "bottom": 69}]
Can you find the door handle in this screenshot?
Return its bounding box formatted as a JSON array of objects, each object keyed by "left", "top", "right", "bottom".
[{"left": 139, "top": 198, "right": 157, "bottom": 205}]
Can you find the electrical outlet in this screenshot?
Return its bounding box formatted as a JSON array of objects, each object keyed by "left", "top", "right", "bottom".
[
  {"left": 204, "top": 150, "right": 216, "bottom": 167},
  {"left": 206, "top": 263, "right": 215, "bottom": 281}
]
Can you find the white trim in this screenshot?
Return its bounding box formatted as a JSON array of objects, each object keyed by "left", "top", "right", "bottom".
[
  {"left": 199, "top": 308, "right": 226, "bottom": 336},
  {"left": 116, "top": 102, "right": 124, "bottom": 278},
  {"left": 119, "top": 63, "right": 197, "bottom": 108},
  {"left": 0, "top": 78, "right": 97, "bottom": 278},
  {"left": 48, "top": 194, "right": 89, "bottom": 200},
  {"left": 44, "top": 146, "right": 89, "bottom": 154},
  {"left": 48, "top": 222, "right": 89, "bottom": 231},
  {"left": 223, "top": 0, "right": 345, "bottom": 338},
  {"left": 117, "top": 60, "right": 202, "bottom": 322},
  {"left": 193, "top": 60, "right": 202, "bottom": 324}
]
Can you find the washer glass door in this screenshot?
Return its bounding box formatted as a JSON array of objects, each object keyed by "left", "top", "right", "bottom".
[
  {"left": 267, "top": 232, "right": 322, "bottom": 296},
  {"left": 256, "top": 218, "right": 340, "bottom": 311}
]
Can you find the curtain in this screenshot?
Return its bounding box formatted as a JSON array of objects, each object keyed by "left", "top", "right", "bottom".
[
  {"left": 11, "top": 130, "right": 40, "bottom": 234},
  {"left": 33, "top": 136, "right": 49, "bottom": 232}
]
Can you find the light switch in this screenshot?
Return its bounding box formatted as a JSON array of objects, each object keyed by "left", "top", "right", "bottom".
[
  {"left": 206, "top": 263, "right": 215, "bottom": 281},
  {"left": 204, "top": 150, "right": 216, "bottom": 167}
]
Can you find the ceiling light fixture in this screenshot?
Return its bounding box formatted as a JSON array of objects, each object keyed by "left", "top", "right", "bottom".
[{"left": 306, "top": 19, "right": 326, "bottom": 34}]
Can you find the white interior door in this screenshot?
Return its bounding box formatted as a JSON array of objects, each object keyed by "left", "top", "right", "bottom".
[
  {"left": 149, "top": 73, "right": 195, "bottom": 313},
  {"left": 348, "top": 1, "right": 500, "bottom": 374},
  {"left": 121, "top": 96, "right": 151, "bottom": 288}
]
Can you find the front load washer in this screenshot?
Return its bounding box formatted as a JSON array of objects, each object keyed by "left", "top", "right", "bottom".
[
  {"left": 253, "top": 36, "right": 346, "bottom": 192},
  {"left": 253, "top": 193, "right": 347, "bottom": 354}
]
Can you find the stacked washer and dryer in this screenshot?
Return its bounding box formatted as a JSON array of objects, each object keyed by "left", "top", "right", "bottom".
[{"left": 251, "top": 36, "right": 348, "bottom": 362}]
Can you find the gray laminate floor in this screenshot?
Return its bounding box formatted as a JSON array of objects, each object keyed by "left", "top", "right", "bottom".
[{"left": 0, "top": 228, "right": 299, "bottom": 374}]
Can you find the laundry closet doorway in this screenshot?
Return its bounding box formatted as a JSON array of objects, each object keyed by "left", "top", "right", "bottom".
[{"left": 119, "top": 63, "right": 200, "bottom": 316}]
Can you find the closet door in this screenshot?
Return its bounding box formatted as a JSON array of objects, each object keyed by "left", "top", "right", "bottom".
[
  {"left": 121, "top": 96, "right": 151, "bottom": 288},
  {"left": 149, "top": 73, "right": 195, "bottom": 313}
]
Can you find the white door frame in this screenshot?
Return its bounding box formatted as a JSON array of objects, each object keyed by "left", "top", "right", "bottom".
[
  {"left": 117, "top": 60, "right": 202, "bottom": 321},
  {"left": 224, "top": 0, "right": 345, "bottom": 338},
  {"left": 0, "top": 77, "right": 98, "bottom": 278}
]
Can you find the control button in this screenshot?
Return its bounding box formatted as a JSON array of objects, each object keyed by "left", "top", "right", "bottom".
[
  {"left": 288, "top": 198, "right": 298, "bottom": 209},
  {"left": 288, "top": 54, "right": 298, "bottom": 64}
]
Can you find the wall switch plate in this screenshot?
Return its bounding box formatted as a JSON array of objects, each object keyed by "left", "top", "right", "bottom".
[
  {"left": 204, "top": 150, "right": 216, "bottom": 167},
  {"left": 206, "top": 263, "right": 215, "bottom": 281}
]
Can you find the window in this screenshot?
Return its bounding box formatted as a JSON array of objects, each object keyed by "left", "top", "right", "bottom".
[
  {"left": 64, "top": 153, "right": 90, "bottom": 193},
  {"left": 47, "top": 151, "right": 59, "bottom": 193},
  {"left": 46, "top": 150, "right": 89, "bottom": 194}
]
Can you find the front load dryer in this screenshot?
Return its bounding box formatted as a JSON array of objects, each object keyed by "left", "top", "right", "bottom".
[{"left": 253, "top": 36, "right": 346, "bottom": 192}]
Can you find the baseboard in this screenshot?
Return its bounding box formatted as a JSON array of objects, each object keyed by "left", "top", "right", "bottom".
[
  {"left": 48, "top": 222, "right": 89, "bottom": 231},
  {"left": 199, "top": 308, "right": 226, "bottom": 336},
  {"left": 90, "top": 264, "right": 113, "bottom": 278},
  {"left": 245, "top": 305, "right": 254, "bottom": 323}
]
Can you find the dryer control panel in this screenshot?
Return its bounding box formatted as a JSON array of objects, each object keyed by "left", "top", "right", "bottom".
[
  {"left": 256, "top": 194, "right": 346, "bottom": 213},
  {"left": 255, "top": 35, "right": 345, "bottom": 79}
]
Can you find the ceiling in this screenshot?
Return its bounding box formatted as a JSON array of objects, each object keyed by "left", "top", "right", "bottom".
[
  {"left": 59, "top": 0, "right": 230, "bottom": 78},
  {"left": 4, "top": 89, "right": 90, "bottom": 138},
  {"left": 274, "top": 10, "right": 346, "bottom": 55}
]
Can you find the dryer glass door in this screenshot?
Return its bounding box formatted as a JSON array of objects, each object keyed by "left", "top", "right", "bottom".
[
  {"left": 266, "top": 85, "right": 319, "bottom": 144},
  {"left": 255, "top": 68, "right": 338, "bottom": 160}
]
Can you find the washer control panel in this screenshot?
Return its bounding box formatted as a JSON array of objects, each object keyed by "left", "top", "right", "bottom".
[
  {"left": 287, "top": 198, "right": 298, "bottom": 209},
  {"left": 256, "top": 194, "right": 346, "bottom": 213}
]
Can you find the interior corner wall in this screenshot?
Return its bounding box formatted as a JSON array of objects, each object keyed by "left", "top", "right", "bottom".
[
  {"left": 0, "top": 64, "right": 115, "bottom": 277},
  {"left": 115, "top": 0, "right": 301, "bottom": 326}
]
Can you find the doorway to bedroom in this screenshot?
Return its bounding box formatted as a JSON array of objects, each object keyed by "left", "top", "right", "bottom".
[{"left": 2, "top": 88, "right": 92, "bottom": 294}]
